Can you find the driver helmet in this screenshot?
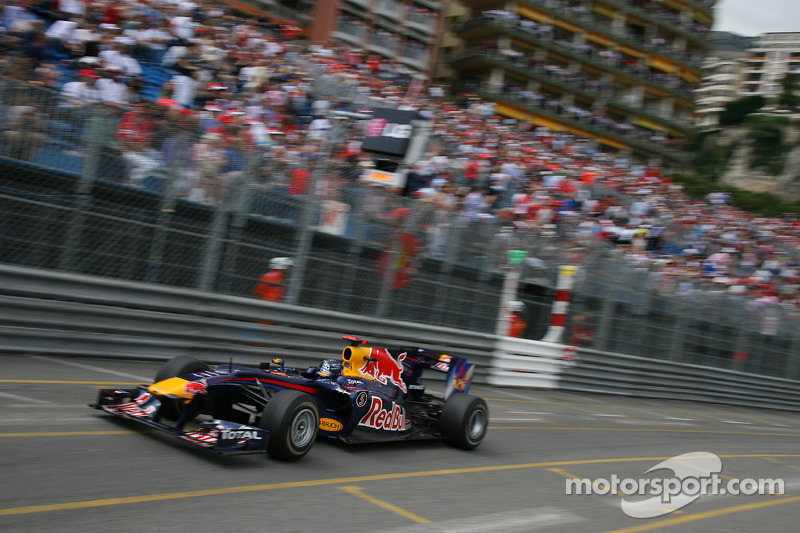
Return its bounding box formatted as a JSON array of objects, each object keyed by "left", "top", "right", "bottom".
[
  {"left": 269, "top": 257, "right": 293, "bottom": 270},
  {"left": 317, "top": 359, "right": 342, "bottom": 379}
]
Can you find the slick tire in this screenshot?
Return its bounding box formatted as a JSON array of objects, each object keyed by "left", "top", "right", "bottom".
[
  {"left": 439, "top": 393, "right": 489, "bottom": 450},
  {"left": 154, "top": 356, "right": 210, "bottom": 420},
  {"left": 259, "top": 390, "right": 319, "bottom": 461},
  {"left": 154, "top": 355, "right": 210, "bottom": 383}
]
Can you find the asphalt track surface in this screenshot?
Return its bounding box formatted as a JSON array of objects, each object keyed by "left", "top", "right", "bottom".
[{"left": 3, "top": 355, "right": 800, "bottom": 532}]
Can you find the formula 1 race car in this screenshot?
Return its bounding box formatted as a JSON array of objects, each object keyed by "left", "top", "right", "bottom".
[{"left": 90, "top": 335, "right": 488, "bottom": 460}]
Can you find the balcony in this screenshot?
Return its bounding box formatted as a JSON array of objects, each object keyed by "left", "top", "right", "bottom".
[
  {"left": 335, "top": 19, "right": 367, "bottom": 42},
  {"left": 405, "top": 7, "right": 437, "bottom": 34},
  {"left": 458, "top": 85, "right": 686, "bottom": 163},
  {"left": 453, "top": 18, "right": 696, "bottom": 101},
  {"left": 449, "top": 49, "right": 693, "bottom": 135},
  {"left": 369, "top": 31, "right": 399, "bottom": 55},
  {"left": 375, "top": 0, "right": 403, "bottom": 20}
]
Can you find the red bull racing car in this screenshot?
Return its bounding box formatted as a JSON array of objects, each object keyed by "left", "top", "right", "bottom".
[{"left": 90, "top": 335, "right": 488, "bottom": 461}]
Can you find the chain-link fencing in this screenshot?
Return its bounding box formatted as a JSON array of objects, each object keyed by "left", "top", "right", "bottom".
[{"left": 1, "top": 76, "right": 799, "bottom": 379}]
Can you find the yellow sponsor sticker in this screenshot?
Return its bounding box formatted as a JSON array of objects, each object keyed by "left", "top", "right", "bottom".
[{"left": 319, "top": 418, "right": 343, "bottom": 432}]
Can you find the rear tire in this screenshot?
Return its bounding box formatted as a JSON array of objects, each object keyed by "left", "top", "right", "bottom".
[
  {"left": 258, "top": 390, "right": 319, "bottom": 461},
  {"left": 439, "top": 394, "right": 488, "bottom": 450},
  {"left": 154, "top": 356, "right": 210, "bottom": 420}
]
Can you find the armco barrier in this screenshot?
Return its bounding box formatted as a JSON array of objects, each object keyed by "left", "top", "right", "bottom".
[
  {"left": 4, "top": 264, "right": 800, "bottom": 412},
  {"left": 0, "top": 265, "right": 495, "bottom": 378},
  {"left": 558, "top": 347, "right": 800, "bottom": 412}
]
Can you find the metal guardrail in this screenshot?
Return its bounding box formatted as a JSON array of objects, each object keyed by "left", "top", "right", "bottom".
[
  {"left": 558, "top": 347, "right": 800, "bottom": 412},
  {"left": 0, "top": 264, "right": 495, "bottom": 379},
  {"left": 4, "top": 263, "right": 800, "bottom": 412}
]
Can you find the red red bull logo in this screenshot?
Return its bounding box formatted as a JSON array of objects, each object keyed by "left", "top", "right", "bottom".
[
  {"left": 358, "top": 396, "right": 406, "bottom": 431},
  {"left": 184, "top": 380, "right": 207, "bottom": 395},
  {"left": 358, "top": 349, "right": 407, "bottom": 392}
]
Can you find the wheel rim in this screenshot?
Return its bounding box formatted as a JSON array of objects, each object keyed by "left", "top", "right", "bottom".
[
  {"left": 291, "top": 408, "right": 316, "bottom": 448},
  {"left": 467, "top": 407, "right": 487, "bottom": 441}
]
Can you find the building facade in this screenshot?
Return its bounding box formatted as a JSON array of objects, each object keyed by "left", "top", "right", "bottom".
[
  {"left": 740, "top": 32, "right": 800, "bottom": 100},
  {"left": 693, "top": 55, "right": 745, "bottom": 128},
  {"left": 248, "top": 0, "right": 444, "bottom": 78},
  {"left": 437, "top": 0, "right": 714, "bottom": 165}
]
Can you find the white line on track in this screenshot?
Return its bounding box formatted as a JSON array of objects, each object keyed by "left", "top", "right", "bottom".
[
  {"left": 720, "top": 420, "right": 754, "bottom": 425},
  {"left": 28, "top": 355, "right": 151, "bottom": 381},
  {"left": 490, "top": 388, "right": 546, "bottom": 401},
  {"left": 0, "top": 392, "right": 52, "bottom": 405},
  {"left": 592, "top": 414, "right": 627, "bottom": 417},
  {"left": 614, "top": 419, "right": 694, "bottom": 426},
  {"left": 491, "top": 417, "right": 546, "bottom": 422},
  {"left": 384, "top": 507, "right": 583, "bottom": 532}
]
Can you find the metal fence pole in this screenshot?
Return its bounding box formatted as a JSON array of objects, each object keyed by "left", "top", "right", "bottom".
[
  {"left": 57, "top": 105, "right": 102, "bottom": 272},
  {"left": 284, "top": 145, "right": 328, "bottom": 305},
  {"left": 218, "top": 153, "right": 260, "bottom": 294},
  {"left": 146, "top": 133, "right": 186, "bottom": 284}
]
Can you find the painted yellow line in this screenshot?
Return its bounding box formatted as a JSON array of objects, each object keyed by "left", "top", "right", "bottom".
[
  {"left": 485, "top": 398, "right": 800, "bottom": 422},
  {"left": 763, "top": 457, "right": 800, "bottom": 473},
  {"left": 606, "top": 495, "right": 800, "bottom": 533},
  {"left": 0, "top": 431, "right": 149, "bottom": 438},
  {"left": 489, "top": 426, "right": 800, "bottom": 437},
  {"left": 0, "top": 380, "right": 143, "bottom": 385},
  {"left": 674, "top": 459, "right": 738, "bottom": 483},
  {"left": 339, "top": 486, "right": 431, "bottom": 523},
  {"left": 2, "top": 454, "right": 799, "bottom": 517}
]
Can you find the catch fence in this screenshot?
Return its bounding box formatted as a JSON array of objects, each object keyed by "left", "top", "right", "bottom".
[{"left": 1, "top": 76, "right": 799, "bottom": 379}]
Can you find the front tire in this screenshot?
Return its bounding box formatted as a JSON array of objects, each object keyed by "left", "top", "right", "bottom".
[
  {"left": 154, "top": 355, "right": 210, "bottom": 383},
  {"left": 258, "top": 390, "right": 319, "bottom": 461},
  {"left": 154, "top": 356, "right": 210, "bottom": 420},
  {"left": 439, "top": 393, "right": 488, "bottom": 450}
]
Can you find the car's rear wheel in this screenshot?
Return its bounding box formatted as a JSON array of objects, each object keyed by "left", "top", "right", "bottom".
[
  {"left": 154, "top": 356, "right": 210, "bottom": 420},
  {"left": 258, "top": 389, "right": 319, "bottom": 461},
  {"left": 439, "top": 393, "right": 488, "bottom": 450}
]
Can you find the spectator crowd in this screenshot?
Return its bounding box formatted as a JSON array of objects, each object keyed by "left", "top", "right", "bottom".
[{"left": 2, "top": 0, "right": 800, "bottom": 318}]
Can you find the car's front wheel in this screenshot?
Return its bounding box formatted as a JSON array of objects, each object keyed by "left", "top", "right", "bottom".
[
  {"left": 154, "top": 355, "right": 210, "bottom": 383},
  {"left": 258, "top": 389, "right": 319, "bottom": 461},
  {"left": 439, "top": 393, "right": 488, "bottom": 450},
  {"left": 153, "top": 356, "right": 210, "bottom": 420}
]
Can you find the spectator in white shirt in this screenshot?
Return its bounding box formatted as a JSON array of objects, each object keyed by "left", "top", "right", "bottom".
[
  {"left": 61, "top": 69, "right": 100, "bottom": 109},
  {"left": 100, "top": 38, "right": 142, "bottom": 77},
  {"left": 95, "top": 67, "right": 129, "bottom": 106}
]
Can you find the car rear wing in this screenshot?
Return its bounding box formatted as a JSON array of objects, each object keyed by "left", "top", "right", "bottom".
[{"left": 397, "top": 347, "right": 475, "bottom": 400}]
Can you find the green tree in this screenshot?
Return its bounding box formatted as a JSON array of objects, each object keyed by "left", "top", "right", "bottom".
[
  {"left": 777, "top": 72, "right": 799, "bottom": 112},
  {"left": 718, "top": 95, "right": 766, "bottom": 126}
]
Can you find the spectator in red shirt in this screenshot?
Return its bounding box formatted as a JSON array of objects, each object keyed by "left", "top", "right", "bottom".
[{"left": 116, "top": 106, "right": 157, "bottom": 187}]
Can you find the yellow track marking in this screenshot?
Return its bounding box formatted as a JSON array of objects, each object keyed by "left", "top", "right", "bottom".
[
  {"left": 0, "top": 431, "right": 150, "bottom": 438},
  {"left": 339, "top": 486, "right": 431, "bottom": 523},
  {"left": 606, "top": 495, "right": 800, "bottom": 532},
  {"left": 485, "top": 398, "right": 800, "bottom": 422},
  {"left": 1, "top": 454, "right": 799, "bottom": 517},
  {"left": 763, "top": 457, "right": 800, "bottom": 473},
  {"left": 488, "top": 426, "right": 800, "bottom": 437}
]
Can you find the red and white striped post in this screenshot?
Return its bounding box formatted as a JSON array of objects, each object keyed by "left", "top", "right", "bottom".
[{"left": 541, "top": 265, "right": 578, "bottom": 343}]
